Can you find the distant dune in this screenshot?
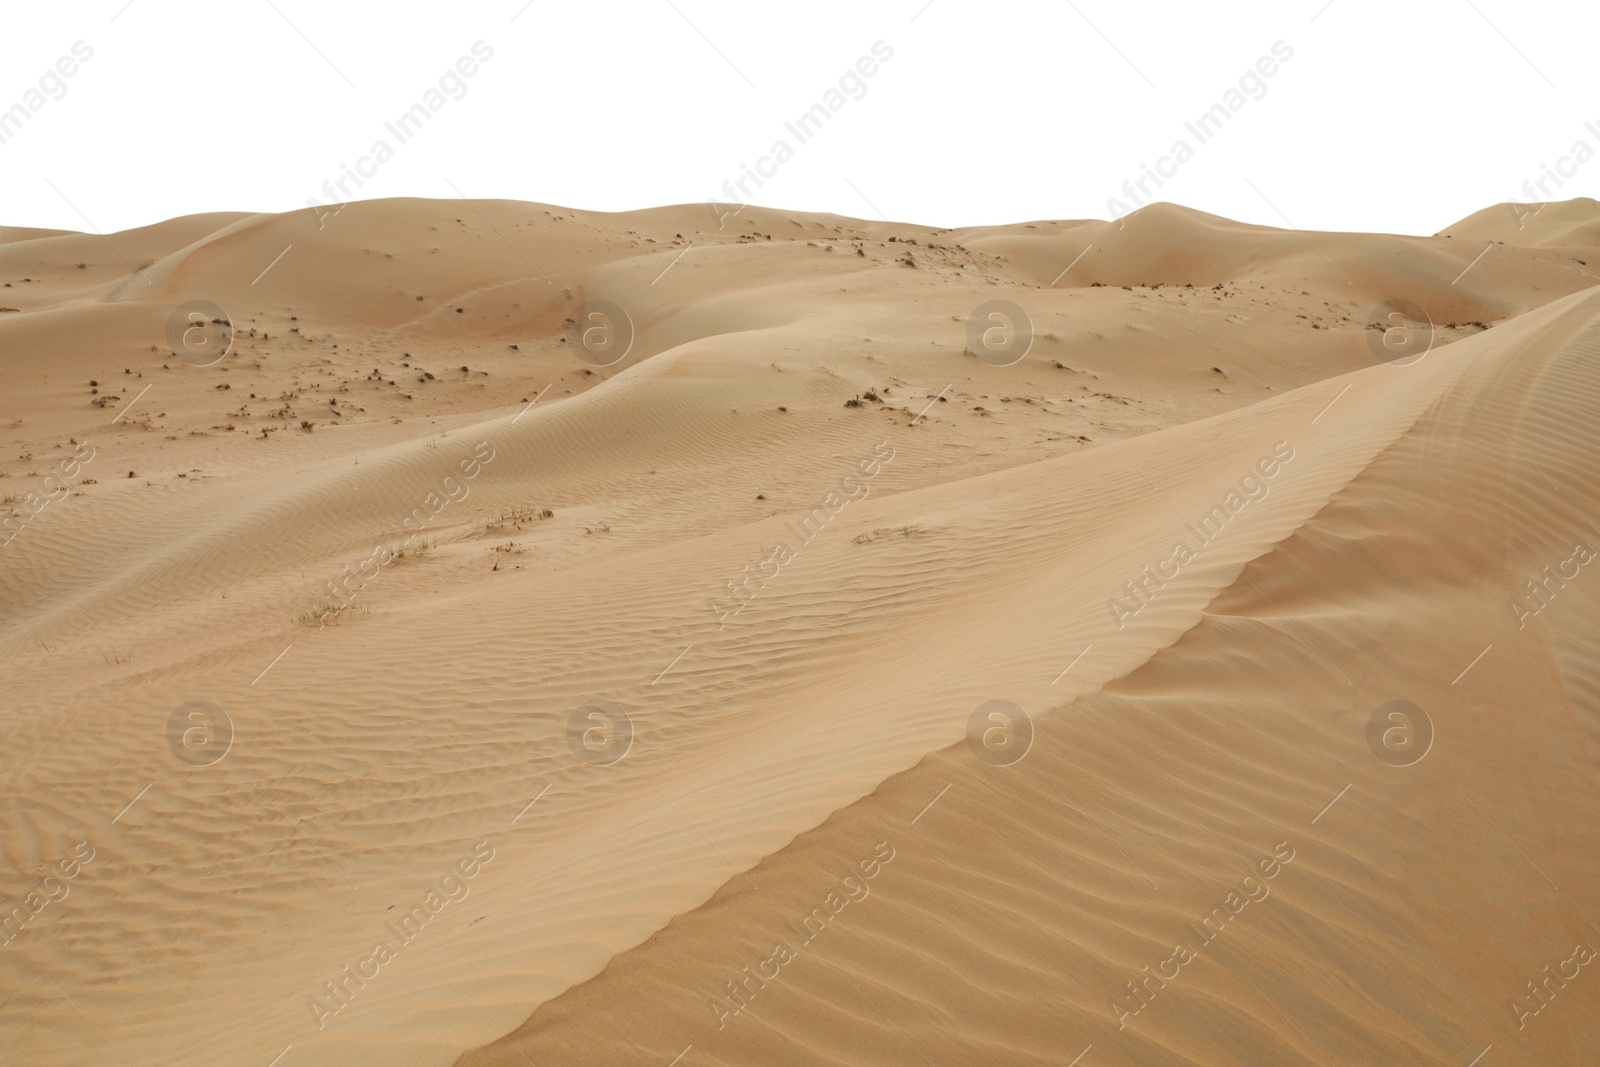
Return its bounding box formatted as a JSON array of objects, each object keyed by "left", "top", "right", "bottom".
[{"left": 2, "top": 197, "right": 1597, "bottom": 1066}]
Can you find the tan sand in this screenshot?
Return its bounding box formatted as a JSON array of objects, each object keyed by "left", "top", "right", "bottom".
[{"left": 1, "top": 196, "right": 1597, "bottom": 1065}]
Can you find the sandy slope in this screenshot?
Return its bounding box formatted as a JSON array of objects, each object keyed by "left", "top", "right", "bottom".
[{"left": 1, "top": 197, "right": 1597, "bottom": 1066}]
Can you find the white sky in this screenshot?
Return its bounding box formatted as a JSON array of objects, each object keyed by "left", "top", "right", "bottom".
[{"left": 2, "top": 0, "right": 1596, "bottom": 236}]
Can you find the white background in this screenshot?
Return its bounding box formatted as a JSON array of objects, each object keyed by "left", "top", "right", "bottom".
[{"left": 1, "top": 0, "right": 1595, "bottom": 236}]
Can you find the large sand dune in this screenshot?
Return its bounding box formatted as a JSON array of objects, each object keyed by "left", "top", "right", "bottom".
[{"left": 2, "top": 196, "right": 1597, "bottom": 1065}]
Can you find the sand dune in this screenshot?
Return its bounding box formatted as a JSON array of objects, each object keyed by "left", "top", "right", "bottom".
[
  {"left": 2, "top": 197, "right": 1597, "bottom": 1065},
  {"left": 1441, "top": 196, "right": 1600, "bottom": 249}
]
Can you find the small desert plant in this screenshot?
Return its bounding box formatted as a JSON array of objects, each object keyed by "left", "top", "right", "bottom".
[
  {"left": 851, "top": 525, "right": 927, "bottom": 545},
  {"left": 486, "top": 506, "right": 553, "bottom": 530},
  {"left": 297, "top": 600, "right": 369, "bottom": 627}
]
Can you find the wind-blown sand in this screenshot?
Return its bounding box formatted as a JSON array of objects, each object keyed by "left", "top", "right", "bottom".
[{"left": 2, "top": 196, "right": 1598, "bottom": 1065}]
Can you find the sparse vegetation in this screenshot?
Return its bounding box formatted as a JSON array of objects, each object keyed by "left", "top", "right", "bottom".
[
  {"left": 851, "top": 524, "right": 929, "bottom": 545},
  {"left": 484, "top": 506, "right": 553, "bottom": 532},
  {"left": 297, "top": 600, "right": 370, "bottom": 627}
]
